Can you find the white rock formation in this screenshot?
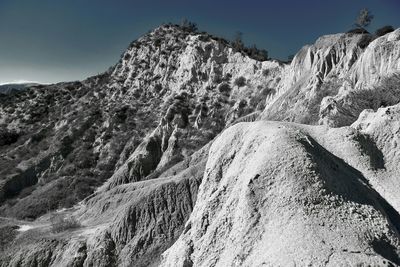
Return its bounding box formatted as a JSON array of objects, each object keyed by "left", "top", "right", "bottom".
[
  {"left": 351, "top": 104, "right": 400, "bottom": 213},
  {"left": 162, "top": 120, "right": 400, "bottom": 266},
  {"left": 262, "top": 29, "right": 400, "bottom": 127}
]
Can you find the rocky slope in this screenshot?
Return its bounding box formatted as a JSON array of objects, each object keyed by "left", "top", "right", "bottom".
[
  {"left": 0, "top": 24, "right": 400, "bottom": 266},
  {"left": 162, "top": 117, "right": 400, "bottom": 266},
  {"left": 262, "top": 29, "right": 400, "bottom": 127},
  {"left": 0, "top": 24, "right": 279, "bottom": 219}
]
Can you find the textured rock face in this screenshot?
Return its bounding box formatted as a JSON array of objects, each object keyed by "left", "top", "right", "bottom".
[
  {"left": 161, "top": 121, "right": 400, "bottom": 266},
  {"left": 261, "top": 33, "right": 369, "bottom": 124},
  {"left": 351, "top": 104, "right": 400, "bottom": 212},
  {"left": 0, "top": 144, "right": 209, "bottom": 266},
  {"left": 262, "top": 29, "right": 400, "bottom": 127},
  {"left": 112, "top": 26, "right": 281, "bottom": 96},
  {"left": 319, "top": 30, "right": 400, "bottom": 127},
  {"left": 1, "top": 25, "right": 400, "bottom": 266},
  {"left": 0, "top": 24, "right": 279, "bottom": 219},
  {"left": 350, "top": 29, "right": 400, "bottom": 87}
]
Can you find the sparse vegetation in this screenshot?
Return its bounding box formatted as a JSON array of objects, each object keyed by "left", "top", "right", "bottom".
[
  {"left": 180, "top": 18, "right": 198, "bottom": 32},
  {"left": 370, "top": 73, "right": 400, "bottom": 108},
  {"left": 50, "top": 214, "right": 81, "bottom": 233},
  {"left": 123, "top": 53, "right": 131, "bottom": 60},
  {"left": 234, "top": 76, "right": 246, "bottom": 87},
  {"left": 358, "top": 34, "right": 374, "bottom": 49},
  {"left": 231, "top": 32, "right": 269, "bottom": 61},
  {"left": 0, "top": 225, "right": 18, "bottom": 251},
  {"left": 232, "top": 31, "right": 245, "bottom": 51},
  {"left": 218, "top": 83, "right": 232, "bottom": 95},
  {"left": 347, "top": 28, "right": 369, "bottom": 34},
  {"left": 0, "top": 129, "right": 20, "bottom": 146},
  {"left": 375, "top": 25, "right": 394, "bottom": 37},
  {"left": 262, "top": 69, "right": 270, "bottom": 76},
  {"left": 321, "top": 73, "right": 400, "bottom": 127},
  {"left": 260, "top": 87, "right": 276, "bottom": 96},
  {"left": 154, "top": 38, "right": 162, "bottom": 47}
]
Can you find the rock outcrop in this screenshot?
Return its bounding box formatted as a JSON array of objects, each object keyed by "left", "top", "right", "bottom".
[
  {"left": 162, "top": 120, "right": 400, "bottom": 266},
  {"left": 351, "top": 104, "right": 400, "bottom": 213}
]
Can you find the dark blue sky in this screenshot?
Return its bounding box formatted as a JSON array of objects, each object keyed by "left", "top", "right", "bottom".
[{"left": 0, "top": 0, "right": 399, "bottom": 84}]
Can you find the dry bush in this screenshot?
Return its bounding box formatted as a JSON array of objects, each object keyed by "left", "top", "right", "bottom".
[
  {"left": 375, "top": 25, "right": 394, "bottom": 37},
  {"left": 218, "top": 83, "right": 231, "bottom": 95},
  {"left": 0, "top": 129, "right": 19, "bottom": 146},
  {"left": 361, "top": 73, "right": 400, "bottom": 109},
  {"left": 234, "top": 76, "right": 246, "bottom": 87},
  {"left": 0, "top": 225, "right": 18, "bottom": 251},
  {"left": 50, "top": 214, "right": 81, "bottom": 233}
]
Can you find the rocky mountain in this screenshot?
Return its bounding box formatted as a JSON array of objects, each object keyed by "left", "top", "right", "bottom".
[{"left": 0, "top": 24, "right": 400, "bottom": 266}]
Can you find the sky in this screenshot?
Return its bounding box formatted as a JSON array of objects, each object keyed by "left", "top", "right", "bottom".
[{"left": 0, "top": 0, "right": 399, "bottom": 84}]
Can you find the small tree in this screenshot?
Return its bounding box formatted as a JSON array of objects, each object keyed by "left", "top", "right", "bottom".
[
  {"left": 355, "top": 8, "right": 374, "bottom": 30},
  {"left": 248, "top": 44, "right": 268, "bottom": 61},
  {"left": 232, "top": 31, "right": 245, "bottom": 51},
  {"left": 234, "top": 76, "right": 246, "bottom": 87},
  {"left": 181, "top": 18, "right": 198, "bottom": 32}
]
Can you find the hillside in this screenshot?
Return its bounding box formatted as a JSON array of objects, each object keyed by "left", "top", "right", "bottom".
[
  {"left": 0, "top": 24, "right": 399, "bottom": 266},
  {"left": 0, "top": 24, "right": 279, "bottom": 220}
]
